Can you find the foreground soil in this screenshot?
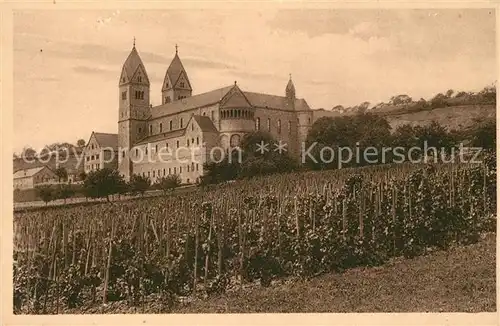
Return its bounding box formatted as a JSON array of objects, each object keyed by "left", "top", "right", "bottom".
[{"left": 67, "top": 232, "right": 496, "bottom": 313}]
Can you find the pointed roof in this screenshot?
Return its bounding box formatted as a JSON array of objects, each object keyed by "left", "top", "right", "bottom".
[
  {"left": 151, "top": 85, "right": 233, "bottom": 118},
  {"left": 286, "top": 75, "right": 295, "bottom": 96},
  {"left": 121, "top": 45, "right": 149, "bottom": 85},
  {"left": 87, "top": 132, "right": 118, "bottom": 150},
  {"left": 13, "top": 166, "right": 54, "bottom": 179},
  {"left": 192, "top": 115, "right": 218, "bottom": 133},
  {"left": 164, "top": 50, "right": 192, "bottom": 90}
]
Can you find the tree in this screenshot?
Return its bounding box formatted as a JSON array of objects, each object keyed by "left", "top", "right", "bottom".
[
  {"left": 78, "top": 171, "right": 87, "bottom": 182},
  {"left": 77, "top": 139, "right": 86, "bottom": 147},
  {"left": 306, "top": 112, "right": 392, "bottom": 169},
  {"left": 35, "top": 185, "right": 54, "bottom": 206},
  {"left": 157, "top": 175, "right": 181, "bottom": 194},
  {"left": 479, "top": 84, "right": 496, "bottom": 103},
  {"left": 469, "top": 117, "right": 496, "bottom": 150},
  {"left": 54, "top": 167, "right": 68, "bottom": 182},
  {"left": 430, "top": 93, "right": 448, "bottom": 108},
  {"left": 454, "top": 91, "right": 468, "bottom": 98},
  {"left": 22, "top": 147, "right": 37, "bottom": 159},
  {"left": 83, "top": 168, "right": 126, "bottom": 202},
  {"left": 445, "top": 89, "right": 454, "bottom": 98},
  {"left": 390, "top": 94, "right": 412, "bottom": 105},
  {"left": 54, "top": 184, "right": 75, "bottom": 205},
  {"left": 331, "top": 105, "right": 344, "bottom": 112},
  {"left": 128, "top": 174, "right": 150, "bottom": 196}
]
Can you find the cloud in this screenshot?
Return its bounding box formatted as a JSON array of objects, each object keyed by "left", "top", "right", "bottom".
[{"left": 73, "top": 65, "right": 114, "bottom": 75}]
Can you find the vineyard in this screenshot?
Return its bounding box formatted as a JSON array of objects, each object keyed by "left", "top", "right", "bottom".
[{"left": 13, "top": 156, "right": 496, "bottom": 314}]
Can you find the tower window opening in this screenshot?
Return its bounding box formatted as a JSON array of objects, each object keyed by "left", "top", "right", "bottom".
[
  {"left": 180, "top": 118, "right": 183, "bottom": 128},
  {"left": 169, "top": 120, "right": 173, "bottom": 130},
  {"left": 160, "top": 123, "right": 163, "bottom": 133},
  {"left": 180, "top": 82, "right": 185, "bottom": 88}
]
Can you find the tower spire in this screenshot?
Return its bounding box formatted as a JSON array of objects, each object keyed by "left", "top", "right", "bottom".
[
  {"left": 175, "top": 43, "right": 178, "bottom": 54},
  {"left": 133, "top": 37, "right": 136, "bottom": 48}
]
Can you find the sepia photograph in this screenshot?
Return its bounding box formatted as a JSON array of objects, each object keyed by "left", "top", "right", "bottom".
[{"left": 7, "top": 5, "right": 497, "bottom": 318}]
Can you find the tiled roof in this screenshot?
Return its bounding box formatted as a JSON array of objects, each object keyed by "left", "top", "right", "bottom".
[
  {"left": 165, "top": 53, "right": 191, "bottom": 89},
  {"left": 192, "top": 116, "right": 218, "bottom": 133},
  {"left": 135, "top": 129, "right": 186, "bottom": 145},
  {"left": 150, "top": 86, "right": 234, "bottom": 118},
  {"left": 243, "top": 91, "right": 311, "bottom": 111},
  {"left": 122, "top": 47, "right": 145, "bottom": 79},
  {"left": 150, "top": 85, "right": 312, "bottom": 119},
  {"left": 94, "top": 132, "right": 118, "bottom": 150},
  {"left": 13, "top": 166, "right": 48, "bottom": 179}
]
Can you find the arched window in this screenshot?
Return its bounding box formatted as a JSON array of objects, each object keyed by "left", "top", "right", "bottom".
[
  {"left": 230, "top": 134, "right": 241, "bottom": 147},
  {"left": 220, "top": 134, "right": 229, "bottom": 148},
  {"left": 256, "top": 117, "right": 260, "bottom": 130},
  {"left": 187, "top": 139, "right": 190, "bottom": 146},
  {"left": 180, "top": 118, "right": 184, "bottom": 128},
  {"left": 169, "top": 120, "right": 173, "bottom": 130},
  {"left": 277, "top": 119, "right": 281, "bottom": 134},
  {"left": 267, "top": 118, "right": 271, "bottom": 132},
  {"left": 230, "top": 110, "right": 234, "bottom": 118},
  {"left": 196, "top": 137, "right": 199, "bottom": 145},
  {"left": 159, "top": 123, "right": 163, "bottom": 133},
  {"left": 149, "top": 125, "right": 152, "bottom": 135}
]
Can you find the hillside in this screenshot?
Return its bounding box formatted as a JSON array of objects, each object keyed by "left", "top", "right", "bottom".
[{"left": 382, "top": 104, "right": 496, "bottom": 131}]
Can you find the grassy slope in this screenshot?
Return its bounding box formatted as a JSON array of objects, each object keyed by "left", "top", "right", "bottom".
[
  {"left": 383, "top": 104, "right": 495, "bottom": 131},
  {"left": 173, "top": 233, "right": 496, "bottom": 313}
]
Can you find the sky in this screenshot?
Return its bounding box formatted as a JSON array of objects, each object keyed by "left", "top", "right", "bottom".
[{"left": 13, "top": 9, "right": 496, "bottom": 153}]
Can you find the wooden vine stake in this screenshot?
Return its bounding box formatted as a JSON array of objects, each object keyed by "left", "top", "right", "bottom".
[
  {"left": 341, "top": 198, "right": 347, "bottom": 242},
  {"left": 102, "top": 216, "right": 115, "bottom": 304},
  {"left": 238, "top": 208, "right": 244, "bottom": 290},
  {"left": 193, "top": 209, "right": 200, "bottom": 294},
  {"left": 204, "top": 207, "right": 213, "bottom": 288}
]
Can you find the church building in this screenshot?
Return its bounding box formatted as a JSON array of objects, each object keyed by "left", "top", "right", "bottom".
[{"left": 118, "top": 42, "right": 316, "bottom": 184}]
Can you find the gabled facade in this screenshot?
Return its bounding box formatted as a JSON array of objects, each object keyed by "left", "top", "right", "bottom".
[
  {"left": 13, "top": 166, "right": 58, "bottom": 190},
  {"left": 84, "top": 132, "right": 119, "bottom": 173}
]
